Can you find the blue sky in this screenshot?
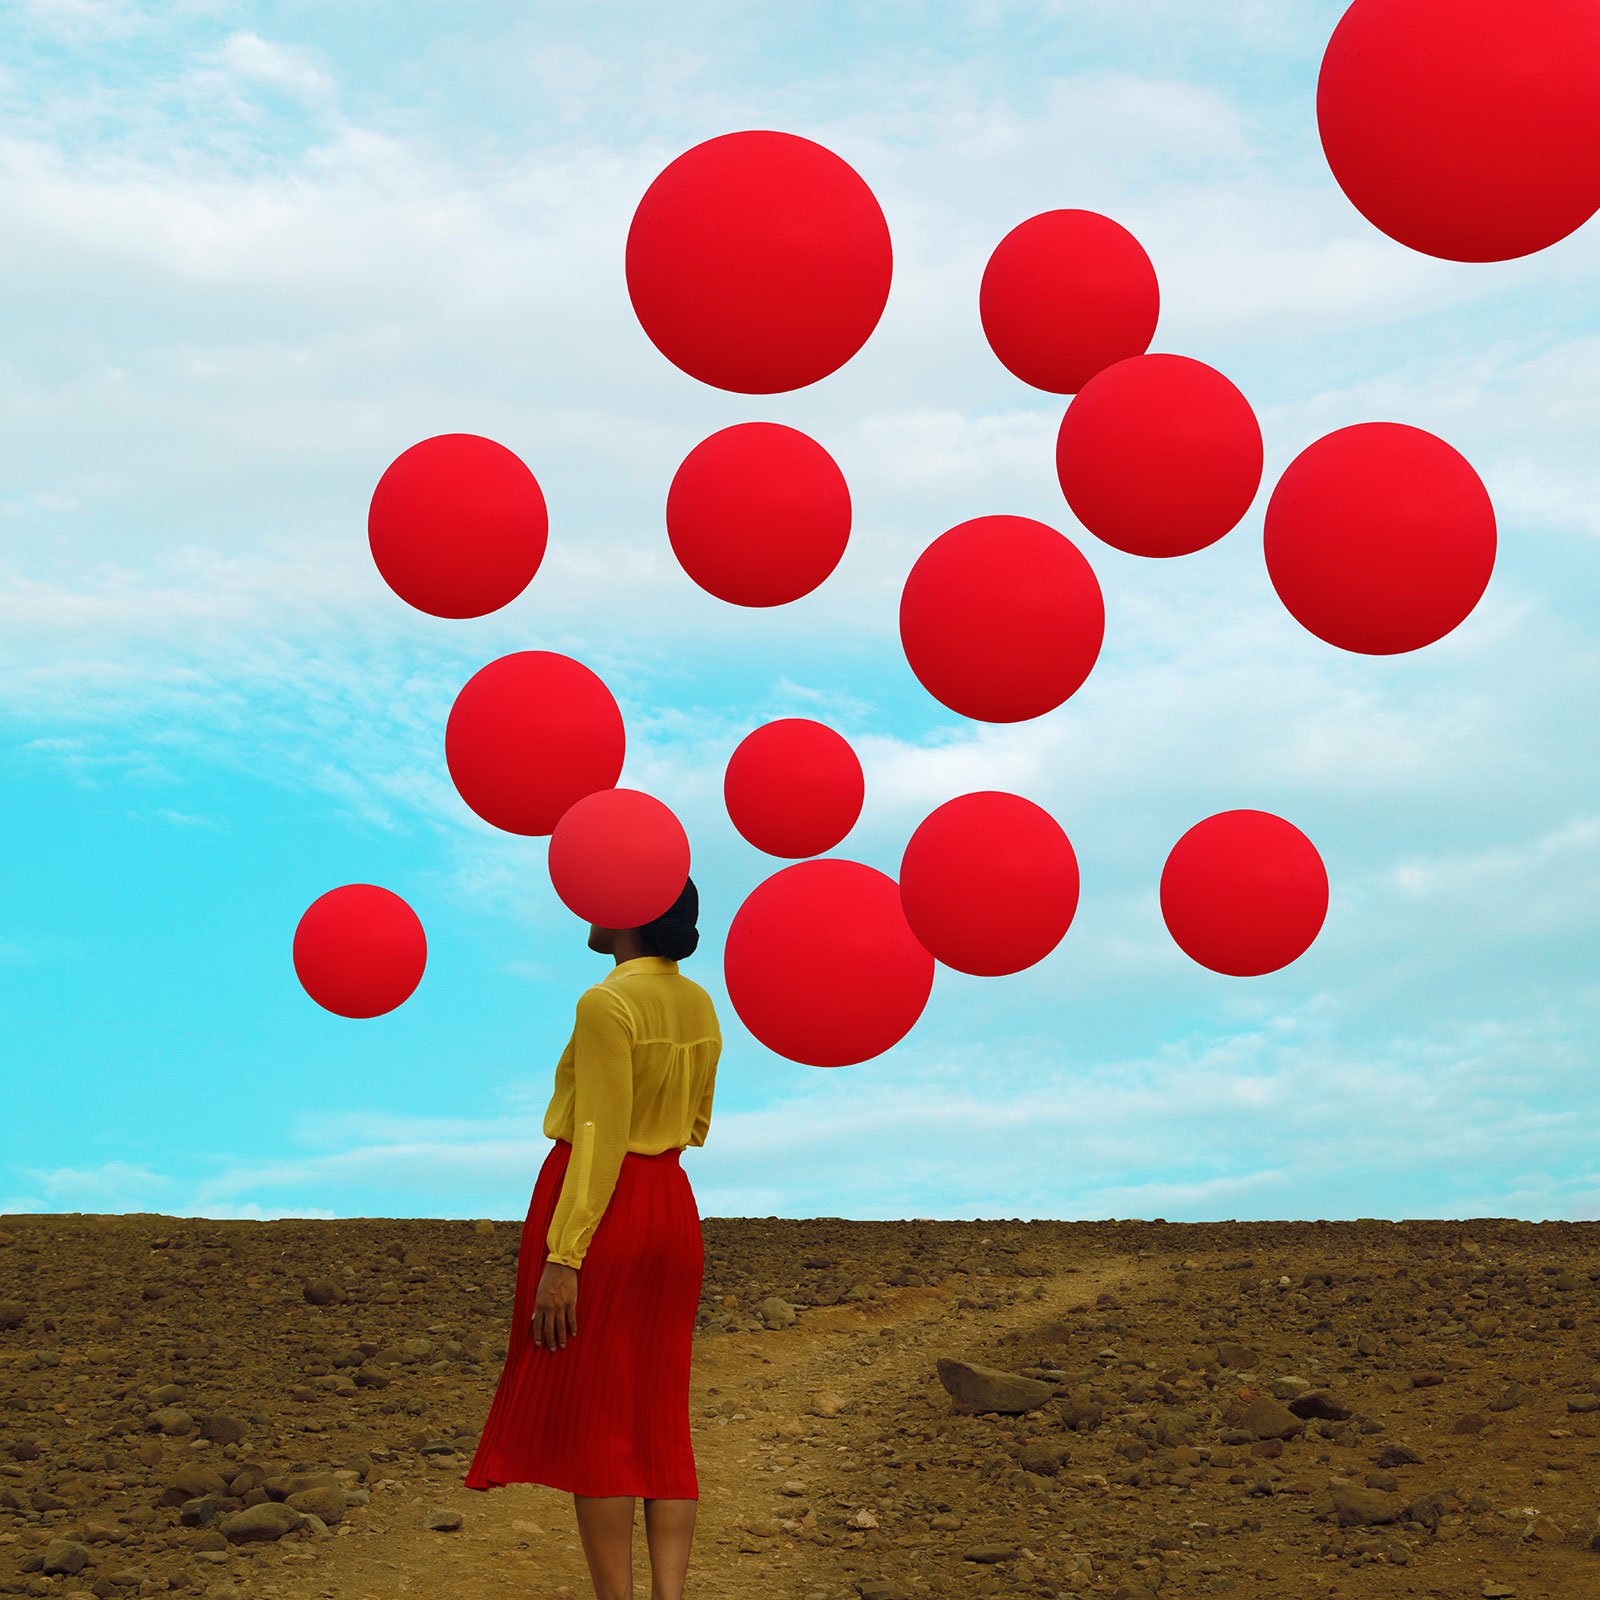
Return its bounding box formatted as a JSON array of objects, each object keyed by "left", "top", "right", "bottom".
[{"left": 2, "top": 0, "right": 1597, "bottom": 1224}]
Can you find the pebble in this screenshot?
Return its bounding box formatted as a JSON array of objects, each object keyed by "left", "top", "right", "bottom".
[
  {"left": 40, "top": 1540, "right": 91, "bottom": 1576},
  {"left": 220, "top": 1502, "right": 307, "bottom": 1543},
  {"left": 201, "top": 1414, "right": 248, "bottom": 1445},
  {"left": 1330, "top": 1484, "right": 1403, "bottom": 1526},
  {"left": 286, "top": 1485, "right": 347, "bottom": 1524}
]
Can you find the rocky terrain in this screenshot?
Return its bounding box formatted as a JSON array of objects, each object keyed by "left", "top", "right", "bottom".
[{"left": 1, "top": 1211, "right": 1597, "bottom": 1599}]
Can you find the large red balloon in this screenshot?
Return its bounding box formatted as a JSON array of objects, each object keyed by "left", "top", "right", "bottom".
[
  {"left": 1317, "top": 0, "right": 1600, "bottom": 262},
  {"left": 667, "top": 423, "right": 851, "bottom": 606},
  {"left": 724, "top": 859, "right": 935, "bottom": 1067},
  {"left": 293, "top": 884, "right": 427, "bottom": 1019},
  {"left": 445, "top": 651, "right": 625, "bottom": 836},
  {"left": 1160, "top": 810, "right": 1329, "bottom": 977},
  {"left": 548, "top": 788, "right": 690, "bottom": 928},
  {"left": 724, "top": 719, "right": 864, "bottom": 858},
  {"left": 980, "top": 209, "right": 1160, "bottom": 394},
  {"left": 899, "top": 514, "right": 1104, "bottom": 723},
  {"left": 1264, "top": 422, "right": 1496, "bottom": 655},
  {"left": 625, "top": 129, "right": 893, "bottom": 393},
  {"left": 368, "top": 434, "right": 548, "bottom": 618},
  {"left": 1056, "top": 353, "right": 1263, "bottom": 558},
  {"left": 899, "top": 792, "right": 1079, "bottom": 976}
]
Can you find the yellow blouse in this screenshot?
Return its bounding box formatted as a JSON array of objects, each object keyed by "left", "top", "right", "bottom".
[{"left": 541, "top": 954, "right": 721, "bottom": 1269}]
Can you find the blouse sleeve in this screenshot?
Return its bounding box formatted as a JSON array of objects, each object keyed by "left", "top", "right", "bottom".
[
  {"left": 690, "top": 1046, "right": 719, "bottom": 1147},
  {"left": 545, "top": 986, "right": 635, "bottom": 1270}
]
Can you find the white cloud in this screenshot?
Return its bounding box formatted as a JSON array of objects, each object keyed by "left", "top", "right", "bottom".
[
  {"left": 1392, "top": 814, "right": 1600, "bottom": 891},
  {"left": 138, "top": 806, "right": 223, "bottom": 827},
  {"left": 206, "top": 31, "right": 334, "bottom": 105},
  {"left": 11, "top": 988, "right": 1595, "bottom": 1221},
  {"left": 17, "top": 0, "right": 145, "bottom": 43},
  {"left": 194, "top": 1202, "right": 338, "bottom": 1220},
  {"left": 14, "top": 1159, "right": 168, "bottom": 1206}
]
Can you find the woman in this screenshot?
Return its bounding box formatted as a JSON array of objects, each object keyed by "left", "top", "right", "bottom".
[{"left": 464, "top": 874, "right": 720, "bottom": 1600}]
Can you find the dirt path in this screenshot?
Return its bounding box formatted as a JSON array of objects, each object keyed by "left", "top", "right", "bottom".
[{"left": 277, "top": 1256, "right": 1140, "bottom": 1600}]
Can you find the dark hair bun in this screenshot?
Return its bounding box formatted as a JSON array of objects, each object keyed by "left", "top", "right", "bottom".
[
  {"left": 649, "top": 920, "right": 700, "bottom": 960},
  {"left": 639, "top": 874, "right": 699, "bottom": 961}
]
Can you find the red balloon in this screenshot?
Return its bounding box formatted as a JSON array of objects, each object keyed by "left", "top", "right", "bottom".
[
  {"left": 293, "top": 884, "right": 427, "bottom": 1019},
  {"left": 900, "top": 792, "right": 1080, "bottom": 976},
  {"left": 368, "top": 434, "right": 548, "bottom": 618},
  {"left": 724, "top": 858, "right": 935, "bottom": 1067},
  {"left": 625, "top": 129, "right": 893, "bottom": 393},
  {"left": 1160, "top": 810, "right": 1329, "bottom": 977},
  {"left": 1264, "top": 422, "right": 1496, "bottom": 655},
  {"left": 1317, "top": 0, "right": 1600, "bottom": 262},
  {"left": 667, "top": 423, "right": 851, "bottom": 606},
  {"left": 548, "top": 788, "right": 691, "bottom": 928},
  {"left": 1056, "top": 353, "right": 1263, "bottom": 558},
  {"left": 724, "top": 719, "right": 864, "bottom": 858},
  {"left": 980, "top": 209, "right": 1160, "bottom": 394},
  {"left": 899, "top": 514, "right": 1104, "bottom": 723},
  {"left": 445, "top": 651, "right": 625, "bottom": 836}
]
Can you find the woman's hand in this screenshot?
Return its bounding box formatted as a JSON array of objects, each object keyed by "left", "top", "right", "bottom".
[{"left": 532, "top": 1262, "right": 579, "bottom": 1350}]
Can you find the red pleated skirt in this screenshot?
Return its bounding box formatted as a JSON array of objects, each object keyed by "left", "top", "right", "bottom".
[{"left": 464, "top": 1135, "right": 703, "bottom": 1499}]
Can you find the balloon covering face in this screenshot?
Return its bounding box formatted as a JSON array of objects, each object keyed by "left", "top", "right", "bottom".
[
  {"left": 625, "top": 129, "right": 893, "bottom": 393},
  {"left": 548, "top": 788, "right": 691, "bottom": 929},
  {"left": 1316, "top": 0, "right": 1600, "bottom": 261}
]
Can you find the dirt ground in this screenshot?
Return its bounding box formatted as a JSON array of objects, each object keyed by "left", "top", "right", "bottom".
[{"left": 1, "top": 1211, "right": 1598, "bottom": 1599}]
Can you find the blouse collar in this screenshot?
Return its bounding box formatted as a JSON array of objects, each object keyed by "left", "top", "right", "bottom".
[{"left": 604, "top": 955, "right": 679, "bottom": 981}]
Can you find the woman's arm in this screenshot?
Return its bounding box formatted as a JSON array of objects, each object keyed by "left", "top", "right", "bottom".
[{"left": 545, "top": 986, "right": 635, "bottom": 1269}]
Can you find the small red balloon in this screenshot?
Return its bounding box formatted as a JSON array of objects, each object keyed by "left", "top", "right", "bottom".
[
  {"left": 445, "top": 651, "right": 625, "bottom": 836},
  {"left": 368, "top": 434, "right": 548, "bottom": 618},
  {"left": 724, "top": 719, "right": 864, "bottom": 858},
  {"left": 667, "top": 423, "right": 851, "bottom": 606},
  {"left": 980, "top": 209, "right": 1160, "bottom": 394},
  {"left": 1264, "top": 422, "right": 1496, "bottom": 655},
  {"left": 1160, "top": 810, "right": 1329, "bottom": 977},
  {"left": 900, "top": 792, "right": 1080, "bottom": 976},
  {"left": 625, "top": 129, "right": 893, "bottom": 393},
  {"left": 293, "top": 884, "right": 427, "bottom": 1019},
  {"left": 548, "top": 788, "right": 691, "bottom": 928},
  {"left": 1056, "top": 353, "right": 1264, "bottom": 558},
  {"left": 899, "top": 514, "right": 1105, "bottom": 723},
  {"left": 724, "top": 858, "right": 935, "bottom": 1067},
  {"left": 1317, "top": 0, "right": 1600, "bottom": 262}
]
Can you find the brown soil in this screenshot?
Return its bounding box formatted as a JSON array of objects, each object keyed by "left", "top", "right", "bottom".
[{"left": 1, "top": 1213, "right": 1598, "bottom": 1600}]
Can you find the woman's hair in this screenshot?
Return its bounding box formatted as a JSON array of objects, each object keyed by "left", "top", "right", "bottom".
[{"left": 637, "top": 873, "right": 700, "bottom": 961}]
